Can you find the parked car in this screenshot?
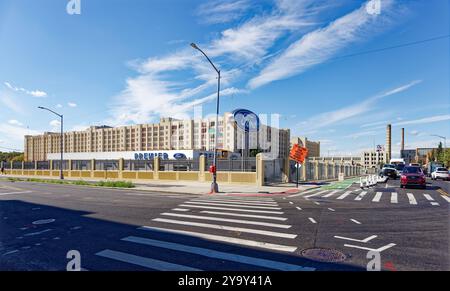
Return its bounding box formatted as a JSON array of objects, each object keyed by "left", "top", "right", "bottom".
[
  {"left": 431, "top": 167, "right": 449, "bottom": 181},
  {"left": 400, "top": 166, "right": 426, "bottom": 189},
  {"left": 381, "top": 167, "right": 398, "bottom": 179}
]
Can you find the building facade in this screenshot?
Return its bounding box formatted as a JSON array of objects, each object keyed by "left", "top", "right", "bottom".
[
  {"left": 24, "top": 113, "right": 290, "bottom": 161},
  {"left": 362, "top": 150, "right": 386, "bottom": 168},
  {"left": 290, "top": 136, "right": 321, "bottom": 157}
]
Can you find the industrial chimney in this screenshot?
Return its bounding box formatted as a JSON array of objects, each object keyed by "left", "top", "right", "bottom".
[
  {"left": 386, "top": 124, "right": 392, "bottom": 163},
  {"left": 401, "top": 128, "right": 405, "bottom": 152}
]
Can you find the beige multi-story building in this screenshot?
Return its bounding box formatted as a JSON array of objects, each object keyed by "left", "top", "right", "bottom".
[
  {"left": 24, "top": 113, "right": 290, "bottom": 161},
  {"left": 362, "top": 150, "right": 386, "bottom": 168},
  {"left": 290, "top": 136, "right": 321, "bottom": 158}
]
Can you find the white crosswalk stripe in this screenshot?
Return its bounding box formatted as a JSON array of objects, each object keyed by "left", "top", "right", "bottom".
[
  {"left": 139, "top": 226, "right": 298, "bottom": 253},
  {"left": 322, "top": 190, "right": 339, "bottom": 198},
  {"left": 391, "top": 192, "right": 398, "bottom": 204},
  {"left": 180, "top": 204, "right": 284, "bottom": 214},
  {"left": 160, "top": 213, "right": 291, "bottom": 228},
  {"left": 152, "top": 218, "right": 297, "bottom": 238},
  {"left": 304, "top": 190, "right": 328, "bottom": 198},
  {"left": 199, "top": 211, "right": 287, "bottom": 221},
  {"left": 190, "top": 199, "right": 278, "bottom": 206},
  {"left": 423, "top": 194, "right": 439, "bottom": 206},
  {"left": 184, "top": 201, "right": 281, "bottom": 210},
  {"left": 354, "top": 191, "right": 367, "bottom": 201},
  {"left": 406, "top": 193, "right": 417, "bottom": 205},
  {"left": 336, "top": 191, "right": 352, "bottom": 200},
  {"left": 122, "top": 236, "right": 314, "bottom": 271},
  {"left": 96, "top": 249, "right": 201, "bottom": 271},
  {"left": 373, "top": 192, "right": 383, "bottom": 202}
]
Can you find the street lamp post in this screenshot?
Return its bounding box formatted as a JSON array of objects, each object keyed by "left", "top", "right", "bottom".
[
  {"left": 38, "top": 106, "right": 64, "bottom": 180},
  {"left": 191, "top": 43, "right": 220, "bottom": 193},
  {"left": 430, "top": 134, "right": 447, "bottom": 149}
]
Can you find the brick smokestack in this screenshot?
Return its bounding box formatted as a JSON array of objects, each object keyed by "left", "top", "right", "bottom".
[
  {"left": 401, "top": 128, "right": 405, "bottom": 151},
  {"left": 386, "top": 124, "right": 392, "bottom": 163}
]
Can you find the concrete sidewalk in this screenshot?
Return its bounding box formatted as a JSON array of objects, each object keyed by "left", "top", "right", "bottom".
[{"left": 0, "top": 174, "right": 319, "bottom": 195}]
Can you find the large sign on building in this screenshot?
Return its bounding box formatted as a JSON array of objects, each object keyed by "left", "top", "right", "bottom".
[{"left": 47, "top": 150, "right": 216, "bottom": 161}]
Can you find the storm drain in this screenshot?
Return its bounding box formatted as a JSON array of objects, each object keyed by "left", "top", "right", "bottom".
[{"left": 301, "top": 248, "right": 347, "bottom": 263}]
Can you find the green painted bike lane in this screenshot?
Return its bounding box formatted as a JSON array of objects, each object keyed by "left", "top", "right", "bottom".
[{"left": 320, "top": 177, "right": 360, "bottom": 190}]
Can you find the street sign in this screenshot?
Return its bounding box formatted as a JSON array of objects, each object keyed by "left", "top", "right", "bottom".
[{"left": 290, "top": 144, "right": 308, "bottom": 163}]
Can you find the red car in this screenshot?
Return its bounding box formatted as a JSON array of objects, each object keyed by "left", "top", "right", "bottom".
[{"left": 400, "top": 166, "right": 426, "bottom": 189}]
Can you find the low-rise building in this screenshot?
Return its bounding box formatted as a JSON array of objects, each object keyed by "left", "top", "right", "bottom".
[
  {"left": 362, "top": 150, "right": 385, "bottom": 168},
  {"left": 24, "top": 113, "right": 290, "bottom": 161},
  {"left": 290, "top": 136, "right": 320, "bottom": 157}
]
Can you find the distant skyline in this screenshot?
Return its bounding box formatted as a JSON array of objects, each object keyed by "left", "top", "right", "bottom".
[{"left": 0, "top": 0, "right": 449, "bottom": 157}]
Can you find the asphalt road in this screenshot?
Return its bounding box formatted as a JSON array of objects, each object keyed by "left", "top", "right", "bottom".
[{"left": 0, "top": 177, "right": 448, "bottom": 271}]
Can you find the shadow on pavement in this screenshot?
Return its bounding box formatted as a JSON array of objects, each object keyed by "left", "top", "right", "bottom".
[{"left": 0, "top": 199, "right": 365, "bottom": 271}]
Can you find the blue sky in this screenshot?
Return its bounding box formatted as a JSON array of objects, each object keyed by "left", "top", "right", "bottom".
[{"left": 0, "top": 0, "right": 449, "bottom": 157}]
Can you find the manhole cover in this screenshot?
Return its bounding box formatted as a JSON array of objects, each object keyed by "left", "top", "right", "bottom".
[
  {"left": 32, "top": 219, "right": 55, "bottom": 225},
  {"left": 301, "top": 248, "right": 347, "bottom": 263}
]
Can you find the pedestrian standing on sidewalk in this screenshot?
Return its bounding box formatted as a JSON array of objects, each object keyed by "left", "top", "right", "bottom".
[{"left": 1, "top": 165, "right": 4, "bottom": 175}]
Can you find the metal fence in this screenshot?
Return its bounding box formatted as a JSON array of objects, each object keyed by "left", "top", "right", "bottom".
[
  {"left": 37, "top": 161, "right": 49, "bottom": 170},
  {"left": 95, "top": 160, "right": 119, "bottom": 171},
  {"left": 53, "top": 160, "right": 70, "bottom": 170},
  {"left": 72, "top": 160, "right": 91, "bottom": 170},
  {"left": 125, "top": 160, "right": 153, "bottom": 171},
  {"left": 159, "top": 159, "right": 200, "bottom": 171},
  {"left": 216, "top": 158, "right": 257, "bottom": 172}
]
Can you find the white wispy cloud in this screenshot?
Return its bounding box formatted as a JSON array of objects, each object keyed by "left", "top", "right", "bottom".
[
  {"left": 0, "top": 93, "right": 24, "bottom": 114},
  {"left": 0, "top": 124, "right": 40, "bottom": 148},
  {"left": 68, "top": 102, "right": 77, "bottom": 108},
  {"left": 4, "top": 81, "right": 47, "bottom": 97},
  {"left": 7, "top": 119, "right": 23, "bottom": 126},
  {"left": 296, "top": 80, "right": 421, "bottom": 131},
  {"left": 196, "top": 0, "right": 252, "bottom": 24},
  {"left": 109, "top": 0, "right": 326, "bottom": 125},
  {"left": 393, "top": 115, "right": 450, "bottom": 127},
  {"left": 248, "top": 0, "right": 398, "bottom": 89}
]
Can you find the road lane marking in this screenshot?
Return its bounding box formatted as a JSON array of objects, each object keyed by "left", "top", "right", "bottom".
[
  {"left": 2, "top": 250, "right": 19, "bottom": 256},
  {"left": 440, "top": 195, "right": 450, "bottom": 203},
  {"left": 195, "top": 197, "right": 276, "bottom": 203},
  {"left": 24, "top": 229, "right": 52, "bottom": 237},
  {"left": 336, "top": 191, "right": 352, "bottom": 200},
  {"left": 350, "top": 219, "right": 362, "bottom": 225},
  {"left": 423, "top": 194, "right": 440, "bottom": 206},
  {"left": 289, "top": 202, "right": 293, "bottom": 205},
  {"left": 190, "top": 199, "right": 278, "bottom": 206},
  {"left": 322, "top": 190, "right": 339, "bottom": 198},
  {"left": 184, "top": 201, "right": 281, "bottom": 210},
  {"left": 96, "top": 249, "right": 201, "bottom": 271},
  {"left": 354, "top": 191, "right": 367, "bottom": 201},
  {"left": 160, "top": 213, "right": 291, "bottom": 229},
  {"left": 287, "top": 189, "right": 320, "bottom": 198},
  {"left": 304, "top": 190, "right": 328, "bottom": 198},
  {"left": 308, "top": 218, "right": 317, "bottom": 224},
  {"left": 373, "top": 192, "right": 383, "bottom": 202},
  {"left": 152, "top": 218, "right": 297, "bottom": 239},
  {"left": 314, "top": 202, "right": 320, "bottom": 205},
  {"left": 334, "top": 235, "right": 377, "bottom": 243},
  {"left": 179, "top": 204, "right": 284, "bottom": 214},
  {"left": 296, "top": 207, "right": 302, "bottom": 211},
  {"left": 390, "top": 192, "right": 398, "bottom": 204},
  {"left": 199, "top": 211, "right": 287, "bottom": 221},
  {"left": 122, "top": 236, "right": 314, "bottom": 271},
  {"left": 172, "top": 208, "right": 190, "bottom": 212},
  {"left": 0, "top": 191, "right": 32, "bottom": 196},
  {"left": 328, "top": 208, "right": 335, "bottom": 212},
  {"left": 343, "top": 243, "right": 396, "bottom": 253},
  {"left": 406, "top": 193, "right": 417, "bottom": 205},
  {"left": 138, "top": 226, "right": 298, "bottom": 252}
]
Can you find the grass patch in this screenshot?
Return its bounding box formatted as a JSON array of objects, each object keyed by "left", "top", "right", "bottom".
[
  {"left": 4, "top": 177, "right": 134, "bottom": 188},
  {"left": 96, "top": 181, "right": 135, "bottom": 188}
]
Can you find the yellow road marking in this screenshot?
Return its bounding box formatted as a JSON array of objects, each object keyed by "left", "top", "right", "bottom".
[{"left": 437, "top": 189, "right": 449, "bottom": 197}]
